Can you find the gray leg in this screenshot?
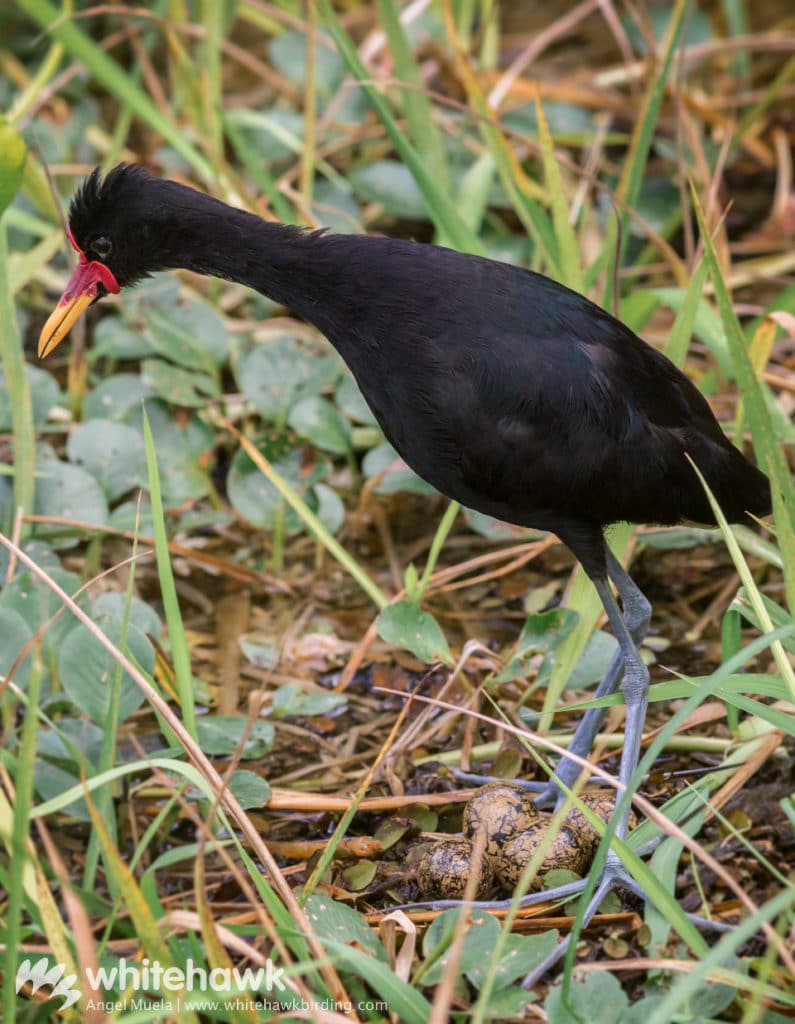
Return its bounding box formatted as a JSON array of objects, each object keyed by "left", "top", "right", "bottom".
[
  {"left": 591, "top": 576, "right": 650, "bottom": 834},
  {"left": 538, "top": 549, "right": 651, "bottom": 804},
  {"left": 520, "top": 557, "right": 654, "bottom": 986}
]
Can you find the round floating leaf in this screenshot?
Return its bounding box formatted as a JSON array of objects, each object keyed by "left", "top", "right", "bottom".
[
  {"left": 545, "top": 971, "right": 627, "bottom": 1024},
  {"left": 144, "top": 298, "right": 229, "bottom": 370},
  {"left": 269, "top": 30, "right": 344, "bottom": 98},
  {"left": 362, "top": 442, "right": 436, "bottom": 496},
  {"left": 227, "top": 436, "right": 328, "bottom": 535},
  {"left": 91, "top": 315, "right": 158, "bottom": 360},
  {"left": 304, "top": 894, "right": 387, "bottom": 961},
  {"left": 67, "top": 420, "right": 147, "bottom": 501},
  {"left": 83, "top": 373, "right": 154, "bottom": 422},
  {"left": 0, "top": 365, "right": 61, "bottom": 430},
  {"left": 311, "top": 180, "right": 363, "bottom": 234},
  {"left": 34, "top": 455, "right": 109, "bottom": 540},
  {"left": 38, "top": 718, "right": 105, "bottom": 767},
  {"left": 237, "top": 334, "right": 339, "bottom": 421},
  {"left": 58, "top": 618, "right": 153, "bottom": 723},
  {"left": 125, "top": 400, "right": 214, "bottom": 504},
  {"left": 313, "top": 482, "right": 345, "bottom": 535},
  {"left": 350, "top": 160, "right": 429, "bottom": 220},
  {"left": 336, "top": 373, "right": 377, "bottom": 426},
  {"left": 422, "top": 910, "right": 501, "bottom": 986},
  {"left": 92, "top": 591, "right": 162, "bottom": 638},
  {"left": 288, "top": 396, "right": 352, "bottom": 455},
  {"left": 141, "top": 358, "right": 219, "bottom": 407},
  {"left": 108, "top": 498, "right": 155, "bottom": 535},
  {"left": 228, "top": 769, "right": 271, "bottom": 809},
  {"left": 377, "top": 599, "right": 452, "bottom": 665},
  {"left": 194, "top": 716, "right": 274, "bottom": 758},
  {"left": 226, "top": 109, "right": 305, "bottom": 164},
  {"left": 0, "top": 567, "right": 87, "bottom": 663}
]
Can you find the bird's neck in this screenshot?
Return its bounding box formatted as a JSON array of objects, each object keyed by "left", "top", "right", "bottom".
[{"left": 157, "top": 187, "right": 343, "bottom": 327}]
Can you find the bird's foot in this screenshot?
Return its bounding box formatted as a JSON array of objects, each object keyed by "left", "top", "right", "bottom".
[{"left": 519, "top": 856, "right": 732, "bottom": 989}]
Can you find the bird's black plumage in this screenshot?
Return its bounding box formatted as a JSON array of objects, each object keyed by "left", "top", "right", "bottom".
[
  {"left": 39, "top": 165, "right": 771, "bottom": 943},
  {"left": 60, "top": 165, "right": 770, "bottom": 580}
]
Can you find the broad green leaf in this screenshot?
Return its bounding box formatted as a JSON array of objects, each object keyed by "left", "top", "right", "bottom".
[
  {"left": 303, "top": 894, "right": 387, "bottom": 960},
  {"left": 311, "top": 179, "right": 363, "bottom": 234},
  {"left": 38, "top": 718, "right": 105, "bottom": 766},
  {"left": 271, "top": 682, "right": 346, "bottom": 718},
  {"left": 144, "top": 299, "right": 229, "bottom": 370},
  {"left": 237, "top": 334, "right": 339, "bottom": 422},
  {"left": 494, "top": 609, "right": 578, "bottom": 684},
  {"left": 269, "top": 29, "right": 344, "bottom": 98},
  {"left": 194, "top": 716, "right": 274, "bottom": 758},
  {"left": 58, "top": 618, "right": 153, "bottom": 723},
  {"left": 227, "top": 438, "right": 328, "bottom": 534},
  {"left": 336, "top": 373, "right": 377, "bottom": 425},
  {"left": 362, "top": 442, "right": 436, "bottom": 496},
  {"left": 228, "top": 769, "right": 271, "bottom": 809},
  {"left": 67, "top": 420, "right": 147, "bottom": 501},
  {"left": 467, "top": 929, "right": 558, "bottom": 991},
  {"left": 350, "top": 160, "right": 429, "bottom": 220},
  {"left": 545, "top": 971, "right": 628, "bottom": 1024},
  {"left": 313, "top": 481, "right": 345, "bottom": 534},
  {"left": 377, "top": 599, "right": 452, "bottom": 665},
  {"left": 421, "top": 909, "right": 499, "bottom": 986},
  {"left": 34, "top": 454, "right": 109, "bottom": 538},
  {"left": 83, "top": 374, "right": 154, "bottom": 421},
  {"left": 125, "top": 401, "right": 214, "bottom": 504},
  {"left": 141, "top": 358, "right": 220, "bottom": 407},
  {"left": 288, "top": 395, "right": 351, "bottom": 455},
  {"left": 91, "top": 315, "right": 158, "bottom": 361},
  {"left": 92, "top": 592, "right": 162, "bottom": 638},
  {"left": 0, "top": 567, "right": 86, "bottom": 663},
  {"left": 0, "top": 364, "right": 60, "bottom": 430}
]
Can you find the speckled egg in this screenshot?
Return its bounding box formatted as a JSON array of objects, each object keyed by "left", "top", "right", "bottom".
[
  {"left": 416, "top": 838, "right": 495, "bottom": 899},
  {"left": 462, "top": 782, "right": 539, "bottom": 860},
  {"left": 494, "top": 821, "right": 593, "bottom": 891}
]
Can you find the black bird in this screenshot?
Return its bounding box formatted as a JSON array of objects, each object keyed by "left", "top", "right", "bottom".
[{"left": 39, "top": 164, "right": 770, "bottom": 922}]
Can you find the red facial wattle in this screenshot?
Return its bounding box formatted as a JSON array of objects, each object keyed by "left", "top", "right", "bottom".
[
  {"left": 63, "top": 224, "right": 120, "bottom": 299},
  {"left": 38, "top": 227, "right": 121, "bottom": 358}
]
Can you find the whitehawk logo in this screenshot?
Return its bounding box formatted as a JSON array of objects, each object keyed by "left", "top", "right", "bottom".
[{"left": 15, "top": 957, "right": 80, "bottom": 1009}]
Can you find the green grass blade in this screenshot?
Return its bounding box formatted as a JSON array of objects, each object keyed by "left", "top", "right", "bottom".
[
  {"left": 316, "top": 0, "right": 482, "bottom": 254},
  {"left": 691, "top": 182, "right": 795, "bottom": 612},
  {"left": 664, "top": 257, "right": 710, "bottom": 368},
  {"left": 142, "top": 408, "right": 198, "bottom": 739},
  {"left": 14, "top": 0, "right": 213, "bottom": 181},
  {"left": 0, "top": 126, "right": 34, "bottom": 537},
  {"left": 602, "top": 0, "right": 690, "bottom": 307},
  {"left": 376, "top": 0, "right": 451, "bottom": 191},
  {"left": 535, "top": 96, "right": 583, "bottom": 294}
]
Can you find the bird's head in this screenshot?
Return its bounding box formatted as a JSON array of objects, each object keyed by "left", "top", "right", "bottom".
[{"left": 38, "top": 164, "right": 182, "bottom": 357}]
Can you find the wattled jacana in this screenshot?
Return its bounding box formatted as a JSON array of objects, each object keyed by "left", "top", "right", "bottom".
[{"left": 39, "top": 165, "right": 771, "bottom": 933}]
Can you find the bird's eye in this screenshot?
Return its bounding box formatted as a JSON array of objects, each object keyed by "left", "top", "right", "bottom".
[{"left": 91, "top": 236, "right": 113, "bottom": 260}]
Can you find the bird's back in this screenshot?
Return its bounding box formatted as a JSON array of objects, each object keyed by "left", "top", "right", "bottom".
[{"left": 281, "top": 232, "right": 772, "bottom": 533}]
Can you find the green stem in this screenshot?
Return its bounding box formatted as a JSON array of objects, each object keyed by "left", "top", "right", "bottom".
[
  {"left": 0, "top": 217, "right": 34, "bottom": 536},
  {"left": 235, "top": 428, "right": 389, "bottom": 609},
  {"left": 415, "top": 501, "right": 459, "bottom": 602}
]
